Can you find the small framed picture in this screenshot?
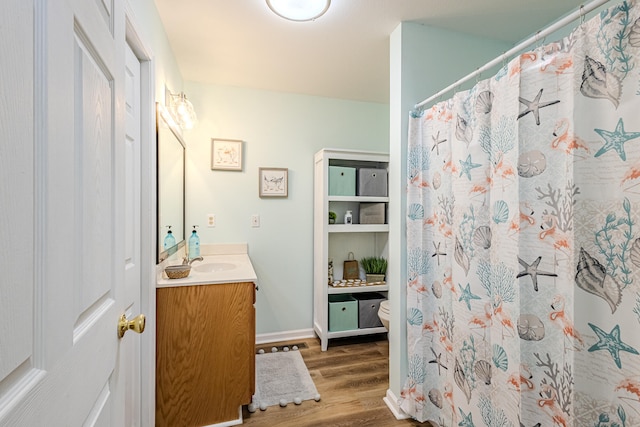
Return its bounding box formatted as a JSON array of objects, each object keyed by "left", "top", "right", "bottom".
[
  {"left": 259, "top": 167, "right": 288, "bottom": 198},
  {"left": 211, "top": 138, "right": 243, "bottom": 171}
]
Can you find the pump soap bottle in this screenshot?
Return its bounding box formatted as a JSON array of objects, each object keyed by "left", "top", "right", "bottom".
[
  {"left": 188, "top": 225, "right": 200, "bottom": 259},
  {"left": 344, "top": 210, "right": 353, "bottom": 225},
  {"left": 163, "top": 226, "right": 176, "bottom": 250}
]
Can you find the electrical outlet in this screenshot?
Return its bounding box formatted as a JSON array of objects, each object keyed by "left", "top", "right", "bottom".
[
  {"left": 207, "top": 214, "right": 216, "bottom": 227},
  {"left": 251, "top": 214, "right": 260, "bottom": 228}
]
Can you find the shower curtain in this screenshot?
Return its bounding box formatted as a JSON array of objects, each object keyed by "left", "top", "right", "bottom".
[{"left": 401, "top": 1, "right": 640, "bottom": 426}]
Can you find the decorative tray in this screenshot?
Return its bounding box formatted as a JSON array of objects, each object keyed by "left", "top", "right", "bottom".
[{"left": 329, "top": 279, "right": 386, "bottom": 287}]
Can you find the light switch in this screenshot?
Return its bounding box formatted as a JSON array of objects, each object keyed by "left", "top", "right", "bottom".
[{"left": 251, "top": 214, "right": 260, "bottom": 228}]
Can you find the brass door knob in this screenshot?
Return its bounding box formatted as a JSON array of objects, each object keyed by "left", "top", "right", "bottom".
[{"left": 118, "top": 313, "right": 146, "bottom": 338}]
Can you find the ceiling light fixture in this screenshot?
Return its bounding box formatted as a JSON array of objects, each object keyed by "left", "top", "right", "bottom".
[{"left": 266, "top": 0, "right": 330, "bottom": 22}]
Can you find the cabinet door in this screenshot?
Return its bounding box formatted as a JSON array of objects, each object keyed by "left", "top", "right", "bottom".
[{"left": 156, "top": 282, "right": 255, "bottom": 427}]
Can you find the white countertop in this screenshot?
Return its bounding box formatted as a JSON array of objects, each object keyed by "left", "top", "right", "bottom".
[{"left": 156, "top": 243, "right": 258, "bottom": 288}]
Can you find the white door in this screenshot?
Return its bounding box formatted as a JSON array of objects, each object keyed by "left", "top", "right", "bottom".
[
  {"left": 123, "top": 42, "right": 144, "bottom": 426},
  {"left": 0, "top": 0, "right": 144, "bottom": 425}
]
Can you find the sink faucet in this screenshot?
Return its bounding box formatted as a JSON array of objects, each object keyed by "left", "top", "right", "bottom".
[{"left": 183, "top": 256, "right": 203, "bottom": 265}]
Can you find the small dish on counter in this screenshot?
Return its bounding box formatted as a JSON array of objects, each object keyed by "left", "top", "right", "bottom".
[{"left": 165, "top": 264, "right": 191, "bottom": 279}]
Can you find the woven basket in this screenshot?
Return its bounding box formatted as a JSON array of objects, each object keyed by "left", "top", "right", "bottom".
[{"left": 165, "top": 265, "right": 191, "bottom": 279}]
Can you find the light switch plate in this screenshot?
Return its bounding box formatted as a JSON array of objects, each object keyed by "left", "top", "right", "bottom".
[{"left": 251, "top": 214, "right": 260, "bottom": 228}]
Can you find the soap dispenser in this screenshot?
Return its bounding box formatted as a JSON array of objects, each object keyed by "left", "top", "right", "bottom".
[
  {"left": 163, "top": 225, "right": 176, "bottom": 250},
  {"left": 344, "top": 210, "right": 353, "bottom": 225},
  {"left": 188, "top": 225, "right": 200, "bottom": 259}
]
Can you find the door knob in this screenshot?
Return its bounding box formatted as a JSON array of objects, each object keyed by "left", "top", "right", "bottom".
[{"left": 118, "top": 313, "right": 146, "bottom": 338}]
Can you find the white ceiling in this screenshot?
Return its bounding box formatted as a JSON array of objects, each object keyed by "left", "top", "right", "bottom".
[{"left": 154, "top": 0, "right": 587, "bottom": 104}]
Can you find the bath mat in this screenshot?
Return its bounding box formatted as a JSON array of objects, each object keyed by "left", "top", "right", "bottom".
[{"left": 253, "top": 349, "right": 318, "bottom": 408}]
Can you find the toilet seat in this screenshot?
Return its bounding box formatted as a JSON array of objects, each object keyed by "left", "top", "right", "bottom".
[
  {"left": 379, "top": 300, "right": 389, "bottom": 313},
  {"left": 378, "top": 300, "right": 390, "bottom": 331}
]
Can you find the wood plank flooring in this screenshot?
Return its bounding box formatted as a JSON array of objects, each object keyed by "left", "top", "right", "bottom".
[{"left": 241, "top": 335, "right": 425, "bottom": 426}]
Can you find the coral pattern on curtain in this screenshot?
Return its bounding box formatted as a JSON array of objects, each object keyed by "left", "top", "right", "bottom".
[{"left": 401, "top": 2, "right": 640, "bottom": 426}]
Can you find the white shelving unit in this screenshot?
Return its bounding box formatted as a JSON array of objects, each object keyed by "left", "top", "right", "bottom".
[{"left": 313, "top": 148, "right": 390, "bottom": 351}]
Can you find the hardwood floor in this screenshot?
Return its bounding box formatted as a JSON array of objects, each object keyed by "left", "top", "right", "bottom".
[{"left": 241, "top": 335, "right": 425, "bottom": 426}]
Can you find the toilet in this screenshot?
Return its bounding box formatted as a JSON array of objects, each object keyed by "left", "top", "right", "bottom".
[{"left": 378, "top": 299, "right": 390, "bottom": 331}]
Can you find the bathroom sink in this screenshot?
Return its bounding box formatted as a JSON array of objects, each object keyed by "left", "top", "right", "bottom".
[{"left": 193, "top": 262, "right": 236, "bottom": 273}]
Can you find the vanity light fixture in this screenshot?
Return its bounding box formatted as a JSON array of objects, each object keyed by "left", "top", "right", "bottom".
[
  {"left": 266, "top": 0, "right": 330, "bottom": 22},
  {"left": 168, "top": 91, "right": 197, "bottom": 130}
]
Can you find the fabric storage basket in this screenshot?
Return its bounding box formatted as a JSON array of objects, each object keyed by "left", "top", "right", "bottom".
[
  {"left": 328, "top": 294, "right": 358, "bottom": 332},
  {"left": 329, "top": 166, "right": 356, "bottom": 196},
  {"left": 359, "top": 202, "right": 385, "bottom": 224},
  {"left": 354, "top": 292, "right": 385, "bottom": 328},
  {"left": 357, "top": 168, "right": 387, "bottom": 197}
]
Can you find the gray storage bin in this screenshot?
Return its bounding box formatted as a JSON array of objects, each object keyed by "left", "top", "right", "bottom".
[
  {"left": 354, "top": 292, "right": 385, "bottom": 328},
  {"left": 359, "top": 202, "right": 385, "bottom": 224},
  {"left": 357, "top": 168, "right": 387, "bottom": 197}
]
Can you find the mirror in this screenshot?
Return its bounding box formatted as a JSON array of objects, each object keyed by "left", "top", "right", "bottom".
[{"left": 157, "top": 103, "right": 186, "bottom": 263}]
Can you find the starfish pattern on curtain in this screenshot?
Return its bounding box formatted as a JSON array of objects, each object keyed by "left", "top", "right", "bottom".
[{"left": 402, "top": 1, "right": 640, "bottom": 425}]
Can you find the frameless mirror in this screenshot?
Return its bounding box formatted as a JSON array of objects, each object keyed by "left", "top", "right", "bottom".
[{"left": 157, "top": 103, "right": 186, "bottom": 263}]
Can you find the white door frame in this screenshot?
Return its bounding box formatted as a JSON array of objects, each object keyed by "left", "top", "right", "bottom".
[{"left": 124, "top": 3, "right": 156, "bottom": 425}]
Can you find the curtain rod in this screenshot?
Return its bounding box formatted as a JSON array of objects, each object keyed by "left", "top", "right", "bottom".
[{"left": 414, "top": 0, "right": 611, "bottom": 109}]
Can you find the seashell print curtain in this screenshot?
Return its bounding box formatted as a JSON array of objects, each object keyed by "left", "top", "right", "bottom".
[{"left": 401, "top": 1, "right": 640, "bottom": 425}]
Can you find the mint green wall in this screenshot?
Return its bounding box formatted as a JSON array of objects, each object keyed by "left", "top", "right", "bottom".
[
  {"left": 184, "top": 82, "right": 389, "bottom": 334},
  {"left": 388, "top": 22, "right": 511, "bottom": 402}
]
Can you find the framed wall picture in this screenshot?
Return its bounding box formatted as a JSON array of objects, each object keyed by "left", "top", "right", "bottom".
[
  {"left": 211, "top": 138, "right": 243, "bottom": 171},
  {"left": 259, "top": 167, "right": 288, "bottom": 198}
]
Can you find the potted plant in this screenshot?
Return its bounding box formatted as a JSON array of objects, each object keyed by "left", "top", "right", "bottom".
[
  {"left": 360, "top": 256, "right": 387, "bottom": 283},
  {"left": 328, "top": 211, "right": 337, "bottom": 224}
]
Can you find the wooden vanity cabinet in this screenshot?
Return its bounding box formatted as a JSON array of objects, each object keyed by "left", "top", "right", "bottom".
[{"left": 156, "top": 282, "right": 256, "bottom": 427}]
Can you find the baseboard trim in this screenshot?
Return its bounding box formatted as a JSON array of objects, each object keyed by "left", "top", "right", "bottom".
[
  {"left": 256, "top": 329, "right": 316, "bottom": 345},
  {"left": 383, "top": 389, "right": 411, "bottom": 420}
]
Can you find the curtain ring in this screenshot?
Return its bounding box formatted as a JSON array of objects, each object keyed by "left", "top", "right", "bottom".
[
  {"left": 476, "top": 68, "right": 481, "bottom": 84},
  {"left": 534, "top": 30, "right": 544, "bottom": 48},
  {"left": 580, "top": 5, "right": 586, "bottom": 25},
  {"left": 501, "top": 52, "right": 507, "bottom": 68}
]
